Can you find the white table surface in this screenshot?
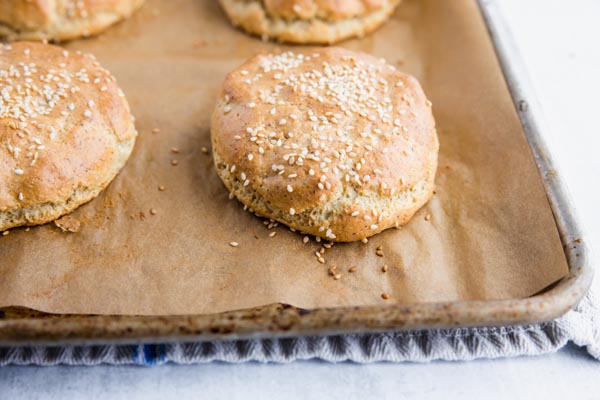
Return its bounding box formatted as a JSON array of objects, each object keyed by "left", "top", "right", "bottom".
[{"left": 1, "top": 0, "right": 599, "bottom": 398}]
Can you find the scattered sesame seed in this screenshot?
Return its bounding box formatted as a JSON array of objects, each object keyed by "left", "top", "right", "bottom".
[
  {"left": 333, "top": 274, "right": 341, "bottom": 280},
  {"left": 370, "top": 224, "right": 378, "bottom": 230},
  {"left": 158, "top": 185, "right": 166, "bottom": 191},
  {"left": 201, "top": 146, "right": 209, "bottom": 154},
  {"left": 268, "top": 231, "right": 277, "bottom": 237},
  {"left": 150, "top": 208, "right": 157, "bottom": 215},
  {"left": 286, "top": 184, "right": 293, "bottom": 193},
  {"left": 229, "top": 241, "right": 239, "bottom": 247},
  {"left": 2, "top": 231, "right": 9, "bottom": 236},
  {"left": 349, "top": 266, "right": 357, "bottom": 273},
  {"left": 382, "top": 265, "right": 388, "bottom": 272},
  {"left": 14, "top": 168, "right": 24, "bottom": 175},
  {"left": 171, "top": 159, "right": 179, "bottom": 166},
  {"left": 303, "top": 236, "right": 309, "bottom": 244},
  {"left": 171, "top": 147, "right": 180, "bottom": 153},
  {"left": 361, "top": 238, "right": 369, "bottom": 244},
  {"left": 289, "top": 208, "right": 295, "bottom": 215},
  {"left": 381, "top": 293, "right": 390, "bottom": 300},
  {"left": 425, "top": 213, "right": 431, "bottom": 221}
]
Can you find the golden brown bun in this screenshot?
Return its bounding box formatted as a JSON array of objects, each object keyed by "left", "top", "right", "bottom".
[
  {"left": 211, "top": 48, "right": 438, "bottom": 242},
  {"left": 0, "top": 0, "right": 145, "bottom": 42},
  {"left": 218, "top": 0, "right": 401, "bottom": 44},
  {"left": 0, "top": 41, "right": 137, "bottom": 230}
]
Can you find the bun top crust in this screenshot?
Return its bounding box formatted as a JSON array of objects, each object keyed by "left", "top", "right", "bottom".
[
  {"left": 263, "top": 0, "right": 390, "bottom": 21},
  {"left": 0, "top": 0, "right": 144, "bottom": 40},
  {"left": 212, "top": 47, "right": 437, "bottom": 222},
  {"left": 0, "top": 41, "right": 135, "bottom": 211}
]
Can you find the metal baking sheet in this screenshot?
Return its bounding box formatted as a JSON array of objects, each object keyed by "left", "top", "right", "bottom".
[{"left": 0, "top": 0, "right": 592, "bottom": 345}]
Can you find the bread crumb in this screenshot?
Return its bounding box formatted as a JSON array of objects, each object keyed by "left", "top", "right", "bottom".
[{"left": 54, "top": 216, "right": 81, "bottom": 233}]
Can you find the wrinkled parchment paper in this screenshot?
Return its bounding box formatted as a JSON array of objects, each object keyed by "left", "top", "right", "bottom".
[{"left": 0, "top": 0, "right": 568, "bottom": 315}]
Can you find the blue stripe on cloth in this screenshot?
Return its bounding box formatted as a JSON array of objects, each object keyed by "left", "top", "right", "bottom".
[{"left": 133, "top": 344, "right": 167, "bottom": 365}]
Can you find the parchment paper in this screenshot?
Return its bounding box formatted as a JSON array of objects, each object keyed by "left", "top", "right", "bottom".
[{"left": 0, "top": 0, "right": 569, "bottom": 315}]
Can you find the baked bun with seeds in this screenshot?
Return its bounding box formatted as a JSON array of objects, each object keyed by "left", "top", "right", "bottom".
[
  {"left": 219, "top": 0, "right": 402, "bottom": 44},
  {"left": 0, "top": 0, "right": 145, "bottom": 42},
  {"left": 211, "top": 47, "right": 438, "bottom": 242},
  {"left": 0, "top": 42, "right": 137, "bottom": 231}
]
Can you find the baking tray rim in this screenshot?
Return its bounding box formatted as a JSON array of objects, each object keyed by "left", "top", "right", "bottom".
[{"left": 0, "top": 0, "right": 593, "bottom": 346}]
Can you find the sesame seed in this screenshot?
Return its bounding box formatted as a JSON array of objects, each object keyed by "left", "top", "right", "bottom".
[
  {"left": 229, "top": 241, "right": 239, "bottom": 247},
  {"left": 150, "top": 208, "right": 157, "bottom": 215},
  {"left": 201, "top": 147, "right": 209, "bottom": 154},
  {"left": 382, "top": 265, "right": 388, "bottom": 272},
  {"left": 370, "top": 224, "right": 378, "bottom": 230},
  {"left": 14, "top": 168, "right": 24, "bottom": 175},
  {"left": 171, "top": 159, "right": 178, "bottom": 166},
  {"left": 248, "top": 154, "right": 254, "bottom": 161},
  {"left": 158, "top": 185, "right": 166, "bottom": 191},
  {"left": 381, "top": 293, "right": 390, "bottom": 300},
  {"left": 2, "top": 231, "right": 9, "bottom": 236},
  {"left": 289, "top": 208, "right": 296, "bottom": 215},
  {"left": 223, "top": 105, "right": 232, "bottom": 113},
  {"left": 351, "top": 211, "right": 359, "bottom": 217},
  {"left": 286, "top": 185, "right": 293, "bottom": 193},
  {"left": 171, "top": 147, "right": 180, "bottom": 153},
  {"left": 333, "top": 274, "right": 341, "bottom": 280},
  {"left": 152, "top": 128, "right": 160, "bottom": 134},
  {"left": 425, "top": 214, "right": 431, "bottom": 221},
  {"left": 303, "top": 236, "right": 309, "bottom": 243},
  {"left": 361, "top": 238, "right": 369, "bottom": 244},
  {"left": 17, "top": 192, "right": 23, "bottom": 201},
  {"left": 83, "top": 109, "right": 92, "bottom": 118},
  {"left": 349, "top": 267, "right": 357, "bottom": 273}
]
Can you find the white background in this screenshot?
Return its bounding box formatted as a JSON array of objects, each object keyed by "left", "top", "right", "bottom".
[{"left": 1, "top": 0, "right": 599, "bottom": 398}]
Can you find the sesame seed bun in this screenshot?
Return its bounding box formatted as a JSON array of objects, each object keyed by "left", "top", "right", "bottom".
[
  {"left": 211, "top": 48, "right": 438, "bottom": 242},
  {"left": 218, "top": 0, "right": 402, "bottom": 44},
  {"left": 0, "top": 42, "right": 137, "bottom": 231},
  {"left": 0, "top": 0, "right": 145, "bottom": 42}
]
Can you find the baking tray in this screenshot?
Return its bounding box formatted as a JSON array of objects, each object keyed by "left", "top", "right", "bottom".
[{"left": 0, "top": 0, "right": 593, "bottom": 345}]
